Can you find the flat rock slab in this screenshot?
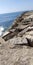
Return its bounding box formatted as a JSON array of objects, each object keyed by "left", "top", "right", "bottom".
[
  {"left": 16, "top": 25, "right": 28, "bottom": 30},
  {"left": 0, "top": 42, "right": 33, "bottom": 65}
]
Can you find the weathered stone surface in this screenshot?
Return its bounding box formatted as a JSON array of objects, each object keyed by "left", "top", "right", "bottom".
[
  {"left": 24, "top": 34, "right": 33, "bottom": 47},
  {"left": 1, "top": 11, "right": 33, "bottom": 65},
  {"left": 0, "top": 40, "right": 33, "bottom": 65}
]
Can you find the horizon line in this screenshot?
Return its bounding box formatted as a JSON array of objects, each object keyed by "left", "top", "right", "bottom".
[{"left": 0, "top": 10, "right": 33, "bottom": 15}]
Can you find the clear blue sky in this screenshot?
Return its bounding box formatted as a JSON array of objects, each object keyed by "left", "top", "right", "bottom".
[{"left": 0, "top": 0, "right": 33, "bottom": 14}]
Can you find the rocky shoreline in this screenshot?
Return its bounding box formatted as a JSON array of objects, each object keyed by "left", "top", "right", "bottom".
[
  {"left": 0, "top": 11, "right": 33, "bottom": 65},
  {"left": 2, "top": 11, "right": 33, "bottom": 46}
]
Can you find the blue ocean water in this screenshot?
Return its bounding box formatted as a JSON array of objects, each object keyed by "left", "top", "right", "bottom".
[{"left": 0, "top": 11, "right": 22, "bottom": 36}]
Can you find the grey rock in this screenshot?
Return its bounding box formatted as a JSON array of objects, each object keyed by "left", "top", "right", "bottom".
[{"left": 26, "top": 35, "right": 33, "bottom": 47}]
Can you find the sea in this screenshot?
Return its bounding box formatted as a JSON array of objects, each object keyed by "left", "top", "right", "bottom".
[{"left": 0, "top": 11, "right": 23, "bottom": 36}]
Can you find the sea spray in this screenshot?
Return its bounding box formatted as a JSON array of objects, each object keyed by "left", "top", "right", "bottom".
[{"left": 0, "top": 26, "right": 4, "bottom": 36}]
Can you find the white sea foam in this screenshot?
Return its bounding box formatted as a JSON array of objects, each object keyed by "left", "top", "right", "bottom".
[{"left": 0, "top": 26, "right": 4, "bottom": 36}]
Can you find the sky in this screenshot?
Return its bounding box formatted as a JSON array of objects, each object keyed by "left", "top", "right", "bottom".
[{"left": 0, "top": 0, "right": 33, "bottom": 14}]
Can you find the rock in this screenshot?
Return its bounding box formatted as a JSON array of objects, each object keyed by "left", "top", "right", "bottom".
[
  {"left": 1, "top": 11, "right": 33, "bottom": 65},
  {"left": 24, "top": 30, "right": 33, "bottom": 47},
  {"left": 25, "top": 35, "right": 33, "bottom": 47},
  {"left": 7, "top": 37, "right": 28, "bottom": 48}
]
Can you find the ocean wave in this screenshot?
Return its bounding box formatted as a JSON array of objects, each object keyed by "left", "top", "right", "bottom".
[{"left": 0, "top": 26, "right": 4, "bottom": 36}]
